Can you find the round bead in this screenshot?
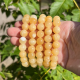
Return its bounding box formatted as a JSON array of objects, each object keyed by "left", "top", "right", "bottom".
[
  {"left": 28, "top": 46, "right": 35, "bottom": 52},
  {"left": 44, "top": 35, "right": 52, "bottom": 42},
  {"left": 20, "top": 30, "right": 28, "bottom": 37},
  {"left": 29, "top": 39, "right": 36, "bottom": 45},
  {"left": 19, "top": 44, "right": 26, "bottom": 51},
  {"left": 37, "top": 38, "right": 44, "bottom": 45},
  {"left": 44, "top": 50, "right": 51, "bottom": 56},
  {"left": 22, "top": 23, "right": 29, "bottom": 30},
  {"left": 53, "top": 34, "right": 60, "bottom": 41},
  {"left": 45, "top": 28, "right": 52, "bottom": 35},
  {"left": 28, "top": 53, "right": 35, "bottom": 59},
  {"left": 30, "top": 18, "right": 37, "bottom": 24},
  {"left": 37, "top": 58, "right": 43, "bottom": 64},
  {"left": 46, "top": 16, "right": 52, "bottom": 22},
  {"left": 53, "top": 21, "right": 61, "bottom": 26},
  {"left": 37, "top": 31, "right": 44, "bottom": 37},
  {"left": 38, "top": 17, "right": 45, "bottom": 23},
  {"left": 45, "top": 21, "right": 52, "bottom": 28},
  {"left": 31, "top": 15, "right": 37, "bottom": 20},
  {"left": 22, "top": 61, "right": 29, "bottom": 67},
  {"left": 53, "top": 41, "right": 60, "bottom": 48},
  {"left": 24, "top": 14, "right": 30, "bottom": 18},
  {"left": 19, "top": 51, "right": 26, "bottom": 57},
  {"left": 45, "top": 43, "right": 52, "bottom": 49},
  {"left": 50, "top": 66, "right": 56, "bottom": 70},
  {"left": 52, "top": 49, "right": 59, "bottom": 56},
  {"left": 50, "top": 61, "right": 57, "bottom": 67},
  {"left": 29, "top": 58, "right": 36, "bottom": 64},
  {"left": 53, "top": 16, "right": 60, "bottom": 21},
  {"left": 40, "top": 14, "right": 46, "bottom": 18},
  {"left": 36, "top": 45, "right": 43, "bottom": 51},
  {"left": 37, "top": 23, "right": 44, "bottom": 30},
  {"left": 44, "top": 56, "right": 50, "bottom": 62},
  {"left": 31, "top": 63, "right": 37, "bottom": 68},
  {"left": 43, "top": 61, "right": 50, "bottom": 67},
  {"left": 29, "top": 32, "right": 36, "bottom": 38},
  {"left": 36, "top": 52, "right": 43, "bottom": 58},
  {"left": 51, "top": 56, "right": 58, "bottom": 61},
  {"left": 20, "top": 57, "right": 28, "bottom": 63},
  {"left": 19, "top": 37, "right": 27, "bottom": 44},
  {"left": 29, "top": 24, "right": 36, "bottom": 31},
  {"left": 37, "top": 63, "right": 43, "bottom": 66},
  {"left": 53, "top": 26, "right": 60, "bottom": 34}
]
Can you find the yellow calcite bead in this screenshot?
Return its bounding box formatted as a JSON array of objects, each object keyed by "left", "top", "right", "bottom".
[
  {"left": 38, "top": 17, "right": 45, "bottom": 23},
  {"left": 24, "top": 14, "right": 30, "bottom": 18},
  {"left": 29, "top": 32, "right": 36, "bottom": 38},
  {"left": 19, "top": 51, "right": 26, "bottom": 57},
  {"left": 53, "top": 21, "right": 61, "bottom": 26},
  {"left": 19, "top": 37, "right": 27, "bottom": 44},
  {"left": 45, "top": 21, "right": 52, "bottom": 28},
  {"left": 45, "top": 43, "right": 52, "bottom": 49},
  {"left": 29, "top": 39, "right": 36, "bottom": 45},
  {"left": 37, "top": 63, "right": 43, "bottom": 66},
  {"left": 36, "top": 52, "right": 43, "bottom": 58},
  {"left": 53, "top": 16, "right": 60, "bottom": 21},
  {"left": 20, "top": 30, "right": 28, "bottom": 37},
  {"left": 37, "top": 23, "right": 44, "bottom": 30},
  {"left": 53, "top": 26, "right": 60, "bottom": 34},
  {"left": 37, "top": 31, "right": 44, "bottom": 38},
  {"left": 44, "top": 50, "right": 51, "bottom": 56},
  {"left": 31, "top": 63, "right": 37, "bottom": 68},
  {"left": 28, "top": 46, "right": 35, "bottom": 52},
  {"left": 36, "top": 45, "right": 43, "bottom": 51},
  {"left": 46, "top": 16, "right": 52, "bottom": 22},
  {"left": 44, "top": 35, "right": 52, "bottom": 42},
  {"left": 43, "top": 61, "right": 50, "bottom": 67},
  {"left": 31, "top": 15, "right": 37, "bottom": 20},
  {"left": 40, "top": 14, "right": 46, "bottom": 18},
  {"left": 45, "top": 28, "right": 52, "bottom": 35},
  {"left": 50, "top": 66, "right": 56, "bottom": 70},
  {"left": 50, "top": 61, "right": 57, "bottom": 67},
  {"left": 30, "top": 18, "right": 37, "bottom": 24},
  {"left": 28, "top": 53, "right": 35, "bottom": 59},
  {"left": 20, "top": 57, "right": 28, "bottom": 63},
  {"left": 53, "top": 41, "right": 60, "bottom": 48},
  {"left": 22, "top": 23, "right": 29, "bottom": 30},
  {"left": 37, "top": 58, "right": 43, "bottom": 64},
  {"left": 51, "top": 56, "right": 58, "bottom": 61},
  {"left": 29, "top": 24, "right": 36, "bottom": 31},
  {"left": 53, "top": 34, "right": 60, "bottom": 41},
  {"left": 44, "top": 56, "right": 50, "bottom": 62},
  {"left": 52, "top": 49, "right": 59, "bottom": 56},
  {"left": 29, "top": 58, "right": 36, "bottom": 64},
  {"left": 37, "top": 38, "right": 44, "bottom": 45},
  {"left": 22, "top": 61, "right": 29, "bottom": 67},
  {"left": 19, "top": 44, "right": 26, "bottom": 51}
]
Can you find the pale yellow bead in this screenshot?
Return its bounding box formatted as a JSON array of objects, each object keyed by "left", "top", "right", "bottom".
[
  {"left": 24, "top": 14, "right": 30, "bottom": 18},
  {"left": 30, "top": 18, "right": 37, "bottom": 24},
  {"left": 19, "top": 51, "right": 26, "bottom": 57},
  {"left": 44, "top": 56, "right": 50, "bottom": 62},
  {"left": 29, "top": 24, "right": 36, "bottom": 31},
  {"left": 22, "top": 23, "right": 29, "bottom": 30},
  {"left": 37, "top": 31, "right": 44, "bottom": 38},
  {"left": 53, "top": 16, "right": 60, "bottom": 21},
  {"left": 36, "top": 52, "right": 43, "bottom": 58},
  {"left": 44, "top": 50, "right": 51, "bottom": 56},
  {"left": 53, "top": 41, "right": 60, "bottom": 48},
  {"left": 53, "top": 34, "right": 60, "bottom": 41},
  {"left": 22, "top": 61, "right": 29, "bottom": 67},
  {"left": 28, "top": 53, "right": 35, "bottom": 59},
  {"left": 40, "top": 14, "right": 46, "bottom": 18},
  {"left": 45, "top": 43, "right": 52, "bottom": 49},
  {"left": 52, "top": 49, "right": 59, "bottom": 56},
  {"left": 31, "top": 15, "right": 37, "bottom": 20},
  {"left": 53, "top": 21, "right": 61, "bottom": 26},
  {"left": 20, "top": 30, "right": 28, "bottom": 37},
  {"left": 51, "top": 56, "right": 58, "bottom": 61},
  {"left": 50, "top": 66, "right": 56, "bottom": 70},
  {"left": 37, "top": 23, "right": 44, "bottom": 30},
  {"left": 36, "top": 45, "right": 43, "bottom": 51},
  {"left": 46, "top": 16, "right": 52, "bottom": 22},
  {"left": 38, "top": 17, "right": 45, "bottom": 23},
  {"left": 53, "top": 26, "right": 60, "bottom": 34},
  {"left": 28, "top": 46, "right": 35, "bottom": 52},
  {"left": 29, "top": 39, "right": 36, "bottom": 45},
  {"left": 43, "top": 61, "right": 50, "bottom": 67},
  {"left": 50, "top": 61, "right": 57, "bottom": 67},
  {"left": 45, "top": 28, "right": 52, "bottom": 35},
  {"left": 45, "top": 21, "right": 52, "bottom": 28},
  {"left": 37, "top": 63, "right": 43, "bottom": 66},
  {"left": 29, "top": 32, "right": 36, "bottom": 38},
  {"left": 37, "top": 58, "right": 43, "bottom": 64},
  {"left": 19, "top": 44, "right": 26, "bottom": 51},
  {"left": 31, "top": 63, "right": 37, "bottom": 68},
  {"left": 19, "top": 37, "right": 27, "bottom": 44},
  {"left": 20, "top": 57, "right": 28, "bottom": 63},
  {"left": 37, "top": 38, "right": 44, "bottom": 45},
  {"left": 29, "top": 58, "right": 36, "bottom": 64},
  {"left": 44, "top": 35, "right": 52, "bottom": 42}
]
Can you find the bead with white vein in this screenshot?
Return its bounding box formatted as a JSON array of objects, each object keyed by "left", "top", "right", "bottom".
[
  {"left": 19, "top": 37, "right": 27, "bottom": 44},
  {"left": 31, "top": 15, "right": 37, "bottom": 20}
]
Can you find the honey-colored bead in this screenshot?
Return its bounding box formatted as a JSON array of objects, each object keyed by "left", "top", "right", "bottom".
[
  {"left": 36, "top": 45, "right": 43, "bottom": 51},
  {"left": 36, "top": 52, "right": 43, "bottom": 58},
  {"left": 28, "top": 53, "right": 35, "bottom": 59},
  {"left": 30, "top": 18, "right": 37, "bottom": 24},
  {"left": 43, "top": 61, "right": 50, "bottom": 67},
  {"left": 19, "top": 44, "right": 26, "bottom": 51},
  {"left": 46, "top": 16, "right": 52, "bottom": 22},
  {"left": 37, "top": 58, "right": 43, "bottom": 64},
  {"left": 45, "top": 21, "right": 52, "bottom": 28},
  {"left": 38, "top": 17, "right": 45, "bottom": 23},
  {"left": 22, "top": 23, "right": 29, "bottom": 30},
  {"left": 40, "top": 14, "right": 46, "bottom": 18},
  {"left": 44, "top": 35, "right": 52, "bottom": 42},
  {"left": 22, "top": 61, "right": 29, "bottom": 67},
  {"left": 29, "top": 58, "right": 36, "bottom": 64},
  {"left": 37, "top": 63, "right": 43, "bottom": 66},
  {"left": 37, "top": 38, "right": 44, "bottom": 45},
  {"left": 20, "top": 30, "right": 28, "bottom": 37},
  {"left": 19, "top": 51, "right": 26, "bottom": 57},
  {"left": 37, "top": 23, "right": 44, "bottom": 30},
  {"left": 51, "top": 56, "right": 58, "bottom": 61},
  {"left": 50, "top": 66, "right": 56, "bottom": 70},
  {"left": 53, "top": 26, "right": 60, "bottom": 34},
  {"left": 19, "top": 37, "right": 27, "bottom": 44},
  {"left": 45, "top": 43, "right": 52, "bottom": 49},
  {"left": 31, "top": 15, "right": 37, "bottom": 20},
  {"left": 29, "top": 32, "right": 36, "bottom": 38},
  {"left": 24, "top": 14, "right": 30, "bottom": 18},
  {"left": 44, "top": 50, "right": 51, "bottom": 56},
  {"left": 37, "top": 31, "right": 44, "bottom": 38},
  {"left": 52, "top": 49, "right": 59, "bottom": 56},
  {"left": 44, "top": 56, "right": 50, "bottom": 62},
  {"left": 29, "top": 39, "right": 36, "bottom": 45},
  {"left": 20, "top": 57, "right": 28, "bottom": 63},
  {"left": 53, "top": 21, "right": 61, "bottom": 26},
  {"left": 53, "top": 34, "right": 60, "bottom": 41},
  {"left": 50, "top": 61, "right": 57, "bottom": 67},
  {"left": 29, "top": 24, "right": 36, "bottom": 31},
  {"left": 31, "top": 63, "right": 37, "bottom": 68},
  {"left": 53, "top": 16, "right": 60, "bottom": 21},
  {"left": 22, "top": 16, "right": 30, "bottom": 23},
  {"left": 28, "top": 46, "right": 35, "bottom": 52},
  {"left": 45, "top": 28, "right": 52, "bottom": 35},
  {"left": 53, "top": 41, "right": 60, "bottom": 48}
]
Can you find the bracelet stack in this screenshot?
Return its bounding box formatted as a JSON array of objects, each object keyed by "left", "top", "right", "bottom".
[{"left": 19, "top": 14, "right": 61, "bottom": 69}]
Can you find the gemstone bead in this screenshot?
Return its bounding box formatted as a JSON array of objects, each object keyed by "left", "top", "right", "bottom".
[
  {"left": 31, "top": 63, "right": 37, "bottom": 68},
  {"left": 38, "top": 17, "right": 45, "bottom": 23},
  {"left": 44, "top": 35, "right": 52, "bottom": 42},
  {"left": 52, "top": 49, "right": 59, "bottom": 56},
  {"left": 50, "top": 66, "right": 56, "bottom": 70},
  {"left": 29, "top": 32, "right": 36, "bottom": 38},
  {"left": 31, "top": 15, "right": 37, "bottom": 20},
  {"left": 50, "top": 61, "right": 57, "bottom": 67},
  {"left": 51, "top": 56, "right": 58, "bottom": 61},
  {"left": 37, "top": 58, "right": 43, "bottom": 64},
  {"left": 24, "top": 14, "right": 30, "bottom": 18},
  {"left": 36, "top": 45, "right": 43, "bottom": 51},
  {"left": 29, "top": 24, "right": 36, "bottom": 31},
  {"left": 30, "top": 18, "right": 37, "bottom": 24},
  {"left": 44, "top": 56, "right": 50, "bottom": 62},
  {"left": 19, "top": 37, "right": 27, "bottom": 44},
  {"left": 29, "top": 39, "right": 36, "bottom": 45},
  {"left": 20, "top": 57, "right": 28, "bottom": 63},
  {"left": 37, "top": 31, "right": 44, "bottom": 37},
  {"left": 22, "top": 23, "right": 29, "bottom": 30},
  {"left": 45, "top": 28, "right": 52, "bottom": 35},
  {"left": 45, "top": 43, "right": 52, "bottom": 49},
  {"left": 44, "top": 50, "right": 51, "bottom": 56},
  {"left": 52, "top": 41, "right": 60, "bottom": 48},
  {"left": 46, "top": 16, "right": 52, "bottom": 22},
  {"left": 19, "top": 51, "right": 26, "bottom": 57},
  {"left": 20, "top": 30, "right": 28, "bottom": 37},
  {"left": 19, "top": 44, "right": 26, "bottom": 51},
  {"left": 22, "top": 61, "right": 29, "bottom": 67},
  {"left": 28, "top": 53, "right": 35, "bottom": 59},
  {"left": 28, "top": 46, "right": 35, "bottom": 52},
  {"left": 37, "top": 63, "right": 43, "bottom": 66},
  {"left": 43, "top": 61, "right": 50, "bottom": 67},
  {"left": 45, "top": 21, "right": 52, "bottom": 28},
  {"left": 53, "top": 34, "right": 60, "bottom": 41},
  {"left": 53, "top": 26, "right": 60, "bottom": 34},
  {"left": 37, "top": 38, "right": 44, "bottom": 45},
  {"left": 53, "top": 16, "right": 60, "bottom": 21},
  {"left": 37, "top": 23, "right": 44, "bottom": 30},
  {"left": 29, "top": 58, "right": 36, "bottom": 64},
  {"left": 40, "top": 14, "right": 46, "bottom": 18},
  {"left": 53, "top": 21, "right": 61, "bottom": 26},
  {"left": 36, "top": 52, "right": 43, "bottom": 58}
]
